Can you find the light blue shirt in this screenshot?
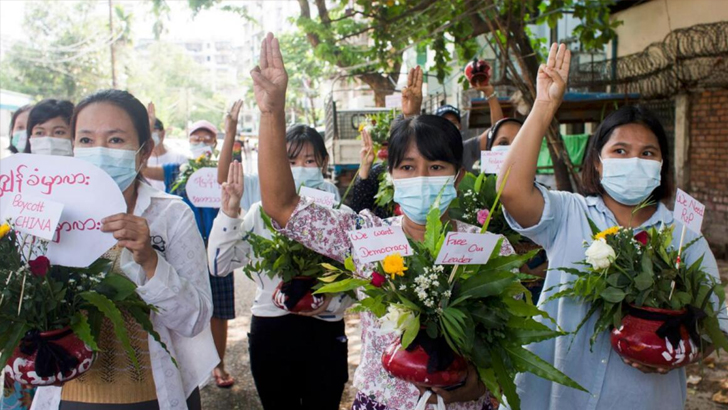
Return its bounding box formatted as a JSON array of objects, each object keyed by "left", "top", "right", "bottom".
[
  {"left": 240, "top": 174, "right": 340, "bottom": 212},
  {"left": 502, "top": 185, "right": 724, "bottom": 410}
]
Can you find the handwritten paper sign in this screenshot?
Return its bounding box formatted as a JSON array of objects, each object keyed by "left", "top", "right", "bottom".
[
  {"left": 0, "top": 192, "right": 64, "bottom": 240},
  {"left": 0, "top": 154, "right": 126, "bottom": 267},
  {"left": 480, "top": 151, "right": 507, "bottom": 174},
  {"left": 186, "top": 167, "right": 221, "bottom": 208},
  {"left": 435, "top": 232, "right": 500, "bottom": 265},
  {"left": 673, "top": 189, "right": 705, "bottom": 234},
  {"left": 348, "top": 226, "right": 412, "bottom": 263},
  {"left": 300, "top": 186, "right": 336, "bottom": 209}
]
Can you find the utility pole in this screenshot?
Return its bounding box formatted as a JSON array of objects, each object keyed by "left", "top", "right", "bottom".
[{"left": 108, "top": 0, "right": 117, "bottom": 88}]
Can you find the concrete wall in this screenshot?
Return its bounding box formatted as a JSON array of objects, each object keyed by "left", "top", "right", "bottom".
[
  {"left": 688, "top": 89, "right": 728, "bottom": 257},
  {"left": 611, "top": 0, "right": 728, "bottom": 56}
]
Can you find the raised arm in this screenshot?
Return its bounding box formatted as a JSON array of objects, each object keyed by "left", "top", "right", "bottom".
[
  {"left": 498, "top": 43, "right": 570, "bottom": 228},
  {"left": 401, "top": 66, "right": 423, "bottom": 118},
  {"left": 217, "top": 100, "right": 243, "bottom": 184},
  {"left": 252, "top": 33, "right": 297, "bottom": 227}
]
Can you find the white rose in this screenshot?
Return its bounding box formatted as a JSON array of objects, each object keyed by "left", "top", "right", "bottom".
[
  {"left": 585, "top": 238, "right": 616, "bottom": 270},
  {"left": 379, "top": 305, "right": 412, "bottom": 334},
  {"left": 179, "top": 163, "right": 190, "bottom": 173}
]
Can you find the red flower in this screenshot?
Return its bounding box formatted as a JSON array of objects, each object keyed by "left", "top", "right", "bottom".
[
  {"left": 371, "top": 272, "right": 386, "bottom": 288},
  {"left": 634, "top": 231, "right": 649, "bottom": 246},
  {"left": 28, "top": 256, "right": 51, "bottom": 277},
  {"left": 394, "top": 204, "right": 403, "bottom": 216},
  {"left": 377, "top": 148, "right": 389, "bottom": 160}
]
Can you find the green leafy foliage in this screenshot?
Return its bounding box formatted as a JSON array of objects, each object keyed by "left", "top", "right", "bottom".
[
  {"left": 0, "top": 223, "right": 176, "bottom": 371},
  {"left": 547, "top": 220, "right": 728, "bottom": 353},
  {"left": 449, "top": 172, "right": 521, "bottom": 245},
  {"left": 243, "top": 208, "right": 345, "bottom": 286},
  {"left": 315, "top": 181, "right": 583, "bottom": 409}
]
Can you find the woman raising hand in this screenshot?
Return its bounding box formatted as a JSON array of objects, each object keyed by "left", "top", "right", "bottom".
[
  {"left": 254, "top": 32, "right": 508, "bottom": 410},
  {"left": 498, "top": 44, "right": 725, "bottom": 410}
]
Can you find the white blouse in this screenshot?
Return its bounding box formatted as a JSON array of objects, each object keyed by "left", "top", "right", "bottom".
[{"left": 32, "top": 182, "right": 218, "bottom": 410}]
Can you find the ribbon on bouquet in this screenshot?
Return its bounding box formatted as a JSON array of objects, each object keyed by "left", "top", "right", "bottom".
[
  {"left": 19, "top": 328, "right": 80, "bottom": 378},
  {"left": 627, "top": 304, "right": 707, "bottom": 346},
  {"left": 415, "top": 390, "right": 446, "bottom": 410}
]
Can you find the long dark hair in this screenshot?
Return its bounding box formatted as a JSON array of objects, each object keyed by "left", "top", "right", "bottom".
[
  {"left": 8, "top": 104, "right": 33, "bottom": 153},
  {"left": 388, "top": 115, "right": 463, "bottom": 172},
  {"left": 25, "top": 99, "right": 75, "bottom": 153},
  {"left": 71, "top": 90, "right": 152, "bottom": 183},
  {"left": 71, "top": 90, "right": 151, "bottom": 151},
  {"left": 581, "top": 105, "right": 673, "bottom": 201},
  {"left": 285, "top": 124, "right": 329, "bottom": 173}
]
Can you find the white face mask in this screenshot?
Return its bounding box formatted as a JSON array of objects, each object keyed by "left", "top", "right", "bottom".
[
  {"left": 30, "top": 137, "right": 74, "bottom": 157},
  {"left": 490, "top": 145, "right": 510, "bottom": 153},
  {"left": 190, "top": 143, "right": 213, "bottom": 158},
  {"left": 151, "top": 132, "right": 161, "bottom": 147}
]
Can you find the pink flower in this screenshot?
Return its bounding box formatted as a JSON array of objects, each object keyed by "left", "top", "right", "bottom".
[
  {"left": 371, "top": 272, "right": 386, "bottom": 288},
  {"left": 477, "top": 209, "right": 490, "bottom": 225},
  {"left": 29, "top": 256, "right": 51, "bottom": 277}
]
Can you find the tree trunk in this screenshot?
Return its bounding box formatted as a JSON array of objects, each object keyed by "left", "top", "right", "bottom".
[{"left": 359, "top": 73, "right": 397, "bottom": 107}]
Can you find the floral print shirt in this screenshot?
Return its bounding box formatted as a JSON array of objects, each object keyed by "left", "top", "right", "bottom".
[{"left": 277, "top": 197, "right": 514, "bottom": 410}]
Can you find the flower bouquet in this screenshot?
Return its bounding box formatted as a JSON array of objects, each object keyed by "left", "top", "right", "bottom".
[
  {"left": 449, "top": 172, "right": 521, "bottom": 246},
  {"left": 547, "top": 216, "right": 728, "bottom": 369},
  {"left": 315, "top": 199, "right": 584, "bottom": 409},
  {"left": 171, "top": 152, "right": 217, "bottom": 194},
  {"left": 0, "top": 223, "right": 172, "bottom": 387},
  {"left": 243, "top": 210, "right": 346, "bottom": 313},
  {"left": 358, "top": 109, "right": 399, "bottom": 157}
]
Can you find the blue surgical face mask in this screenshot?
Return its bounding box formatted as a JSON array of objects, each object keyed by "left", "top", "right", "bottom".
[
  {"left": 11, "top": 130, "right": 27, "bottom": 152},
  {"left": 490, "top": 145, "right": 510, "bottom": 153},
  {"left": 74, "top": 146, "right": 144, "bottom": 192},
  {"left": 600, "top": 157, "right": 662, "bottom": 205},
  {"left": 393, "top": 174, "right": 458, "bottom": 225},
  {"left": 291, "top": 166, "right": 325, "bottom": 189}
]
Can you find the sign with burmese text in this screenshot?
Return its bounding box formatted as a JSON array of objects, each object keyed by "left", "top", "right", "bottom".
[
  {"left": 348, "top": 226, "right": 412, "bottom": 263},
  {"left": 299, "top": 186, "right": 336, "bottom": 209},
  {"left": 435, "top": 232, "right": 499, "bottom": 265},
  {"left": 0, "top": 192, "right": 64, "bottom": 240},
  {"left": 673, "top": 188, "right": 705, "bottom": 234},
  {"left": 0, "top": 154, "right": 126, "bottom": 267},
  {"left": 186, "top": 167, "right": 221, "bottom": 208}
]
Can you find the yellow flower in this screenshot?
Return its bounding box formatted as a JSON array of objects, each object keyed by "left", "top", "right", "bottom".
[
  {"left": 358, "top": 122, "right": 366, "bottom": 132},
  {"left": 195, "top": 154, "right": 206, "bottom": 163},
  {"left": 382, "top": 253, "right": 408, "bottom": 279},
  {"left": 0, "top": 223, "right": 10, "bottom": 238},
  {"left": 594, "top": 226, "right": 620, "bottom": 241}
]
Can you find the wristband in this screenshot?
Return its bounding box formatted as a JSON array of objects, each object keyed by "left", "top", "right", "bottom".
[{"left": 486, "top": 91, "right": 498, "bottom": 100}]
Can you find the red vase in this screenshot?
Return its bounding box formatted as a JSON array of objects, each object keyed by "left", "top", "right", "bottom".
[
  {"left": 610, "top": 306, "right": 699, "bottom": 369},
  {"left": 5, "top": 327, "right": 96, "bottom": 386},
  {"left": 464, "top": 59, "right": 492, "bottom": 87},
  {"left": 381, "top": 339, "right": 468, "bottom": 388},
  {"left": 272, "top": 276, "right": 325, "bottom": 313}
]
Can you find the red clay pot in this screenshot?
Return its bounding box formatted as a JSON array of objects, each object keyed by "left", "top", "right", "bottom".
[
  {"left": 464, "top": 59, "right": 491, "bottom": 87},
  {"left": 272, "top": 276, "right": 325, "bottom": 313},
  {"left": 381, "top": 339, "right": 468, "bottom": 388},
  {"left": 611, "top": 306, "right": 699, "bottom": 369},
  {"left": 6, "top": 327, "right": 95, "bottom": 386}
]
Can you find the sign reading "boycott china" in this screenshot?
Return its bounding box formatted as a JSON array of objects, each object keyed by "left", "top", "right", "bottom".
[
  {"left": 0, "top": 192, "right": 64, "bottom": 241},
  {"left": 348, "top": 226, "right": 412, "bottom": 264}
]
